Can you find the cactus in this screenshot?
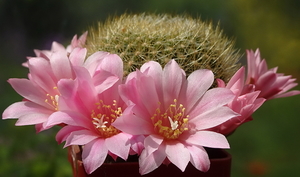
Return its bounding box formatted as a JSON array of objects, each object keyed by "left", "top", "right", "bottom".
[{"left": 86, "top": 13, "right": 241, "bottom": 84}]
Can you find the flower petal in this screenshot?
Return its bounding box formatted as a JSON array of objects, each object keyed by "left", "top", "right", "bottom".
[
  {"left": 93, "top": 70, "right": 119, "bottom": 94},
  {"left": 191, "top": 106, "right": 238, "bottom": 130},
  {"left": 143, "top": 135, "right": 164, "bottom": 156},
  {"left": 187, "top": 145, "right": 210, "bottom": 172},
  {"left": 69, "top": 47, "right": 87, "bottom": 66},
  {"left": 56, "top": 126, "right": 83, "bottom": 144},
  {"left": 185, "top": 69, "right": 214, "bottom": 113},
  {"left": 141, "top": 61, "right": 164, "bottom": 100},
  {"left": 139, "top": 143, "right": 166, "bottom": 175},
  {"left": 28, "top": 57, "right": 57, "bottom": 91},
  {"left": 50, "top": 50, "right": 74, "bottom": 79},
  {"left": 112, "top": 105, "right": 154, "bottom": 135},
  {"left": 189, "top": 87, "right": 235, "bottom": 119},
  {"left": 274, "top": 90, "right": 300, "bottom": 99},
  {"left": 97, "top": 54, "right": 123, "bottom": 79},
  {"left": 119, "top": 76, "right": 151, "bottom": 119},
  {"left": 8, "top": 79, "right": 50, "bottom": 108},
  {"left": 46, "top": 110, "right": 91, "bottom": 128},
  {"left": 185, "top": 131, "right": 230, "bottom": 149},
  {"left": 84, "top": 51, "right": 110, "bottom": 76},
  {"left": 82, "top": 139, "right": 108, "bottom": 174},
  {"left": 15, "top": 112, "right": 49, "bottom": 126},
  {"left": 136, "top": 74, "right": 160, "bottom": 115},
  {"left": 105, "top": 133, "right": 130, "bottom": 160},
  {"left": 2, "top": 101, "right": 52, "bottom": 119},
  {"left": 65, "top": 129, "right": 99, "bottom": 147},
  {"left": 129, "top": 135, "right": 145, "bottom": 155},
  {"left": 165, "top": 141, "right": 190, "bottom": 172},
  {"left": 162, "top": 60, "right": 185, "bottom": 104}
]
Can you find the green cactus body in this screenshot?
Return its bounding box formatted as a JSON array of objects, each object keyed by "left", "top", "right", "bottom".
[{"left": 86, "top": 13, "right": 241, "bottom": 84}]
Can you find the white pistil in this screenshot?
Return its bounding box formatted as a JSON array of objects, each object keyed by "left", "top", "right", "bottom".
[
  {"left": 168, "top": 116, "right": 178, "bottom": 130},
  {"left": 54, "top": 95, "right": 59, "bottom": 103},
  {"left": 93, "top": 115, "right": 108, "bottom": 129}
]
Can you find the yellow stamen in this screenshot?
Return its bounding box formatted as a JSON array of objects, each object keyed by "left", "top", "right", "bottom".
[
  {"left": 44, "top": 87, "right": 60, "bottom": 110},
  {"left": 91, "top": 100, "right": 122, "bottom": 138},
  {"left": 151, "top": 99, "right": 189, "bottom": 140}
]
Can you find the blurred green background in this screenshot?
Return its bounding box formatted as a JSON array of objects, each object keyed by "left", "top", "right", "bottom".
[{"left": 0, "top": 0, "right": 299, "bottom": 176}]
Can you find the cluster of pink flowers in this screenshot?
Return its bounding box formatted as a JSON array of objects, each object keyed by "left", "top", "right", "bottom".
[{"left": 2, "top": 32, "right": 300, "bottom": 175}]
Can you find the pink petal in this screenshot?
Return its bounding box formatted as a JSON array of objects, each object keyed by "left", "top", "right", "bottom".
[
  {"left": 246, "top": 50, "right": 257, "bottom": 81},
  {"left": 118, "top": 79, "right": 152, "bottom": 119},
  {"left": 143, "top": 135, "right": 164, "bottom": 156},
  {"left": 28, "top": 57, "right": 57, "bottom": 91},
  {"left": 56, "top": 126, "right": 83, "bottom": 143},
  {"left": 57, "top": 79, "right": 92, "bottom": 113},
  {"left": 273, "top": 90, "right": 300, "bottom": 99},
  {"left": 57, "top": 79, "right": 78, "bottom": 102},
  {"left": 258, "top": 59, "right": 268, "bottom": 74},
  {"left": 185, "top": 131, "right": 229, "bottom": 149},
  {"left": 77, "top": 31, "right": 88, "bottom": 46},
  {"left": 105, "top": 133, "right": 130, "bottom": 160},
  {"left": 187, "top": 145, "right": 210, "bottom": 172},
  {"left": 251, "top": 97, "right": 266, "bottom": 112},
  {"left": 8, "top": 79, "right": 50, "bottom": 108},
  {"left": 92, "top": 70, "right": 120, "bottom": 94},
  {"left": 84, "top": 51, "right": 110, "bottom": 76},
  {"left": 68, "top": 31, "right": 88, "bottom": 50},
  {"left": 35, "top": 123, "right": 44, "bottom": 133},
  {"left": 226, "top": 67, "right": 245, "bottom": 90},
  {"left": 140, "top": 61, "right": 163, "bottom": 99},
  {"left": 82, "top": 139, "right": 108, "bottom": 174},
  {"left": 185, "top": 69, "right": 214, "bottom": 113},
  {"left": 136, "top": 74, "right": 160, "bottom": 115},
  {"left": 139, "top": 143, "right": 167, "bottom": 175},
  {"left": 162, "top": 60, "right": 185, "bottom": 104},
  {"left": 189, "top": 87, "right": 235, "bottom": 118},
  {"left": 216, "top": 78, "right": 226, "bottom": 88},
  {"left": 51, "top": 41, "right": 66, "bottom": 52},
  {"left": 65, "top": 129, "right": 99, "bottom": 147},
  {"left": 59, "top": 68, "right": 97, "bottom": 113},
  {"left": 112, "top": 105, "right": 154, "bottom": 135},
  {"left": 2, "top": 101, "right": 52, "bottom": 119},
  {"left": 281, "top": 78, "right": 297, "bottom": 91},
  {"left": 15, "top": 113, "right": 49, "bottom": 126},
  {"left": 191, "top": 106, "right": 238, "bottom": 130},
  {"left": 46, "top": 111, "right": 91, "bottom": 128},
  {"left": 69, "top": 47, "right": 87, "bottom": 66},
  {"left": 129, "top": 135, "right": 145, "bottom": 155},
  {"left": 98, "top": 54, "right": 123, "bottom": 79},
  {"left": 140, "top": 61, "right": 163, "bottom": 80},
  {"left": 255, "top": 71, "right": 276, "bottom": 90},
  {"left": 50, "top": 50, "right": 74, "bottom": 79},
  {"left": 165, "top": 141, "right": 190, "bottom": 172}
]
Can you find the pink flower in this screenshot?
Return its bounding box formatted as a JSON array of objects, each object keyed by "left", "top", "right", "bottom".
[
  {"left": 213, "top": 67, "right": 266, "bottom": 135},
  {"left": 245, "top": 49, "right": 300, "bottom": 99},
  {"left": 23, "top": 32, "right": 88, "bottom": 67},
  {"left": 113, "top": 60, "right": 238, "bottom": 174},
  {"left": 2, "top": 49, "right": 76, "bottom": 132},
  {"left": 46, "top": 54, "right": 144, "bottom": 174},
  {"left": 2, "top": 42, "right": 109, "bottom": 132},
  {"left": 66, "top": 31, "right": 88, "bottom": 53}
]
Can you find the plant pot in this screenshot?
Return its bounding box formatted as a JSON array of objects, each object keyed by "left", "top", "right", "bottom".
[{"left": 68, "top": 145, "right": 231, "bottom": 177}]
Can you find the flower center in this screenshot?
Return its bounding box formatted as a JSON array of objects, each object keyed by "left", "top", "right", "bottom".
[
  {"left": 91, "top": 100, "right": 122, "bottom": 138},
  {"left": 44, "top": 87, "right": 59, "bottom": 110},
  {"left": 151, "top": 99, "right": 189, "bottom": 140}
]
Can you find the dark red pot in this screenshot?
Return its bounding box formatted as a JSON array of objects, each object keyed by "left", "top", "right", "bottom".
[{"left": 68, "top": 146, "right": 231, "bottom": 177}]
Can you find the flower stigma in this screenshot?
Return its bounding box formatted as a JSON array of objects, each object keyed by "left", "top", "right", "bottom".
[
  {"left": 91, "top": 100, "right": 122, "bottom": 138},
  {"left": 151, "top": 99, "right": 189, "bottom": 140}
]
